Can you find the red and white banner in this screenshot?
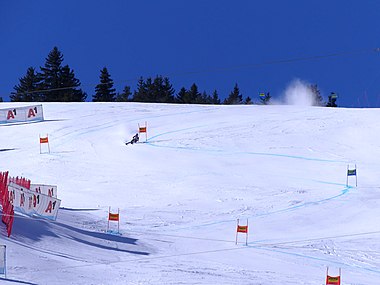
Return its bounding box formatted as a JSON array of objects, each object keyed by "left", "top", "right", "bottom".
[
  {"left": 9, "top": 182, "right": 61, "bottom": 221},
  {"left": 0, "top": 105, "right": 44, "bottom": 124},
  {"left": 30, "top": 184, "right": 57, "bottom": 198}
]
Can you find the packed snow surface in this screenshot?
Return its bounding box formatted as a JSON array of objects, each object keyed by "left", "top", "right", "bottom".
[{"left": 0, "top": 102, "right": 379, "bottom": 284}]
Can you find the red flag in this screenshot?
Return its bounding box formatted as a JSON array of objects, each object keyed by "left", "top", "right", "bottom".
[
  {"left": 237, "top": 225, "right": 248, "bottom": 233},
  {"left": 326, "top": 275, "right": 340, "bottom": 285},
  {"left": 40, "top": 137, "right": 49, "bottom": 144},
  {"left": 108, "top": 213, "right": 119, "bottom": 221}
]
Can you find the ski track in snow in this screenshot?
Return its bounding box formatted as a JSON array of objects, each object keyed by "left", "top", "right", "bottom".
[
  {"left": 1, "top": 103, "right": 379, "bottom": 284},
  {"left": 142, "top": 118, "right": 379, "bottom": 278},
  {"left": 146, "top": 124, "right": 353, "bottom": 222},
  {"left": 68, "top": 106, "right": 379, "bottom": 280}
]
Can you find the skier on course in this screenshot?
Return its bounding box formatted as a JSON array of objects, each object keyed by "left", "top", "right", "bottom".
[{"left": 126, "top": 133, "right": 139, "bottom": 145}]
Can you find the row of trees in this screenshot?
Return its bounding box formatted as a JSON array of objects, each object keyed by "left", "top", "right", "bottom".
[
  {"left": 6, "top": 47, "right": 337, "bottom": 107},
  {"left": 12, "top": 47, "right": 86, "bottom": 102}
]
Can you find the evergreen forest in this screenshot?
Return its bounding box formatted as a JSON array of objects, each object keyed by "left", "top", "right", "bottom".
[{"left": 6, "top": 47, "right": 337, "bottom": 107}]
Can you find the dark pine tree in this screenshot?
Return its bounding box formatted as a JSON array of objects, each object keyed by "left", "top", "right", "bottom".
[
  {"left": 132, "top": 77, "right": 148, "bottom": 102},
  {"left": 326, "top": 92, "right": 338, "bottom": 107},
  {"left": 144, "top": 77, "right": 154, "bottom": 102},
  {"left": 93, "top": 67, "right": 116, "bottom": 102},
  {"left": 150, "top": 76, "right": 163, "bottom": 102},
  {"left": 133, "top": 76, "right": 175, "bottom": 103},
  {"left": 0, "top": 97, "right": 3, "bottom": 102},
  {"left": 116, "top": 85, "right": 132, "bottom": 102},
  {"left": 40, "top": 47, "right": 64, "bottom": 101},
  {"left": 60, "top": 65, "right": 87, "bottom": 102},
  {"left": 187, "top": 83, "right": 202, "bottom": 103},
  {"left": 40, "top": 47, "right": 84, "bottom": 102},
  {"left": 175, "top": 84, "right": 201, "bottom": 104},
  {"left": 194, "top": 91, "right": 209, "bottom": 104},
  {"left": 309, "top": 84, "right": 324, "bottom": 106},
  {"left": 211, "top": 90, "right": 221, "bottom": 104},
  {"left": 176, "top": 87, "right": 188, "bottom": 103},
  {"left": 204, "top": 92, "right": 214, "bottom": 105},
  {"left": 146, "top": 76, "right": 162, "bottom": 102},
  {"left": 224, "top": 83, "right": 243, "bottom": 104},
  {"left": 159, "top": 77, "right": 175, "bottom": 103},
  {"left": 12, "top": 67, "right": 43, "bottom": 102},
  {"left": 244, "top": 96, "right": 253, "bottom": 105},
  {"left": 260, "top": 92, "right": 271, "bottom": 105}
]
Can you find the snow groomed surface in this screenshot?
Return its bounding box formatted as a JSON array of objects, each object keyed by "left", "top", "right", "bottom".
[{"left": 0, "top": 102, "right": 379, "bottom": 284}]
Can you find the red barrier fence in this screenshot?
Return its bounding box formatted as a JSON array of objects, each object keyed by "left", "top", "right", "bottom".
[
  {"left": 0, "top": 171, "right": 60, "bottom": 237},
  {"left": 9, "top": 176, "right": 31, "bottom": 190},
  {"left": 0, "top": 172, "right": 14, "bottom": 237}
]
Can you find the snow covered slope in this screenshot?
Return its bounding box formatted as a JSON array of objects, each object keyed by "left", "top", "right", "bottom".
[{"left": 0, "top": 102, "right": 379, "bottom": 284}]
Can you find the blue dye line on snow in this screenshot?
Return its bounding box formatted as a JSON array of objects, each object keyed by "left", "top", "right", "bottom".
[
  {"left": 146, "top": 127, "right": 348, "bottom": 163},
  {"left": 146, "top": 126, "right": 354, "bottom": 232},
  {"left": 254, "top": 186, "right": 352, "bottom": 218},
  {"left": 243, "top": 151, "right": 347, "bottom": 163},
  {"left": 144, "top": 125, "right": 378, "bottom": 276},
  {"left": 170, "top": 185, "right": 352, "bottom": 232},
  {"left": 147, "top": 140, "right": 348, "bottom": 163},
  {"left": 250, "top": 245, "right": 380, "bottom": 275}
]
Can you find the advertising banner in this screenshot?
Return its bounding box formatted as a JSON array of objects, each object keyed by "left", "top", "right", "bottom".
[
  {"left": 0, "top": 105, "right": 44, "bottom": 124},
  {"left": 9, "top": 182, "right": 61, "bottom": 221},
  {"left": 30, "top": 184, "right": 58, "bottom": 198}
]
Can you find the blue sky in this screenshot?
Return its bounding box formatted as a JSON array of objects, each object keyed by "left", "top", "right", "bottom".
[{"left": 1, "top": 1, "right": 380, "bottom": 106}]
